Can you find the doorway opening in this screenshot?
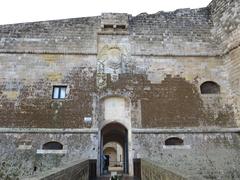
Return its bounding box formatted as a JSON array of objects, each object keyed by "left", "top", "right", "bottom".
[
  {"left": 103, "top": 142, "right": 123, "bottom": 172},
  {"left": 100, "top": 122, "right": 128, "bottom": 175}
]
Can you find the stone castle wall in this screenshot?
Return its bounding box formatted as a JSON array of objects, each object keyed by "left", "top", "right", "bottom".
[
  {"left": 0, "top": 53, "right": 236, "bottom": 128},
  {"left": 226, "top": 47, "right": 240, "bottom": 125},
  {"left": 132, "top": 131, "right": 240, "bottom": 179},
  {"left": 0, "top": 53, "right": 96, "bottom": 128},
  {"left": 0, "top": 130, "right": 98, "bottom": 179},
  {"left": 0, "top": 17, "right": 100, "bottom": 54},
  {"left": 208, "top": 0, "right": 240, "bottom": 124},
  {"left": 0, "top": 0, "right": 239, "bottom": 179},
  {"left": 129, "top": 7, "right": 219, "bottom": 56},
  {"left": 209, "top": 0, "right": 240, "bottom": 53},
  {"left": 0, "top": 5, "right": 239, "bottom": 128}
]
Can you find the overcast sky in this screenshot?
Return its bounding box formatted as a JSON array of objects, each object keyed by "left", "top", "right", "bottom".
[{"left": 0, "top": 0, "right": 212, "bottom": 25}]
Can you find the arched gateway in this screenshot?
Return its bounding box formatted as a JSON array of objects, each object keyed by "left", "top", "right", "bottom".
[{"left": 100, "top": 122, "right": 129, "bottom": 175}]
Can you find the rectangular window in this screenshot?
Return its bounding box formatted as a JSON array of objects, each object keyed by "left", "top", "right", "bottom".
[
  {"left": 52, "top": 86, "right": 67, "bottom": 99},
  {"left": 104, "top": 24, "right": 114, "bottom": 29},
  {"left": 116, "top": 25, "right": 126, "bottom": 29}
]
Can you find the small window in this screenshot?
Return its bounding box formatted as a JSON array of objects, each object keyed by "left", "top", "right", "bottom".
[
  {"left": 200, "top": 81, "right": 220, "bottom": 94},
  {"left": 165, "top": 137, "right": 184, "bottom": 146},
  {"left": 43, "top": 141, "right": 63, "bottom": 150},
  {"left": 116, "top": 25, "right": 126, "bottom": 29},
  {"left": 104, "top": 24, "right": 114, "bottom": 29},
  {"left": 52, "top": 86, "right": 67, "bottom": 99}
]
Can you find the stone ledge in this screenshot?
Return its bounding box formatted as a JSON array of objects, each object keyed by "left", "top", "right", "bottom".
[
  {"left": 132, "top": 127, "right": 240, "bottom": 134},
  {"left": 0, "top": 50, "right": 97, "bottom": 55},
  {"left": 163, "top": 145, "right": 191, "bottom": 149},
  {"left": 36, "top": 149, "right": 68, "bottom": 154},
  {"left": 131, "top": 53, "right": 220, "bottom": 57},
  {"left": 0, "top": 50, "right": 222, "bottom": 57},
  {"left": 0, "top": 128, "right": 98, "bottom": 134},
  {"left": 98, "top": 31, "right": 130, "bottom": 35},
  {"left": 1, "top": 127, "right": 240, "bottom": 134},
  {"left": 17, "top": 144, "right": 33, "bottom": 150}
]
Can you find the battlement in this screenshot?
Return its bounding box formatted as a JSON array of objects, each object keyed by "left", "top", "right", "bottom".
[{"left": 0, "top": 0, "right": 238, "bottom": 56}]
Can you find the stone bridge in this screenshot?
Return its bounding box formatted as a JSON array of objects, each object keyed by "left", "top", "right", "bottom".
[{"left": 25, "top": 159, "right": 187, "bottom": 180}]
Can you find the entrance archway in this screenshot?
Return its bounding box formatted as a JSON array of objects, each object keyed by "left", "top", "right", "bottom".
[
  {"left": 100, "top": 122, "right": 128, "bottom": 175},
  {"left": 103, "top": 142, "right": 123, "bottom": 169}
]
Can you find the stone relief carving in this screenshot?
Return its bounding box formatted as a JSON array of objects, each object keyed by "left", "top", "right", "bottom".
[{"left": 97, "top": 46, "right": 127, "bottom": 88}]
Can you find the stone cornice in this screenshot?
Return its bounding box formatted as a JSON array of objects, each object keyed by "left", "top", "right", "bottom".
[{"left": 0, "top": 127, "right": 239, "bottom": 134}]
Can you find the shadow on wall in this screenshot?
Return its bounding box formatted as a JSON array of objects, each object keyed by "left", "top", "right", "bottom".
[{"left": 105, "top": 73, "right": 235, "bottom": 128}]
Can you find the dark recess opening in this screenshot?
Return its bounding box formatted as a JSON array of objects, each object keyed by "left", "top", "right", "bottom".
[
  {"left": 200, "top": 81, "right": 220, "bottom": 94},
  {"left": 33, "top": 166, "right": 37, "bottom": 172},
  {"left": 165, "top": 137, "right": 184, "bottom": 145},
  {"left": 42, "top": 141, "right": 63, "bottom": 150},
  {"left": 116, "top": 25, "right": 126, "bottom": 29},
  {"left": 104, "top": 24, "right": 114, "bottom": 29}
]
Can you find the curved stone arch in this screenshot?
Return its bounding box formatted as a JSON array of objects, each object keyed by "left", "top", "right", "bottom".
[
  {"left": 42, "top": 141, "right": 63, "bottom": 150},
  {"left": 103, "top": 146, "right": 117, "bottom": 155},
  {"left": 165, "top": 137, "right": 184, "bottom": 146},
  {"left": 100, "top": 120, "right": 130, "bottom": 132},
  {"left": 103, "top": 146, "right": 118, "bottom": 168},
  {"left": 200, "top": 81, "right": 221, "bottom": 94},
  {"left": 103, "top": 147, "right": 117, "bottom": 158},
  {"left": 100, "top": 122, "right": 129, "bottom": 175},
  {"left": 198, "top": 78, "right": 222, "bottom": 93},
  {"left": 98, "top": 95, "right": 133, "bottom": 176}
]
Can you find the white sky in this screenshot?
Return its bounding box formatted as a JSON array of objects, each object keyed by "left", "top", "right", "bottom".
[{"left": 0, "top": 0, "right": 212, "bottom": 25}]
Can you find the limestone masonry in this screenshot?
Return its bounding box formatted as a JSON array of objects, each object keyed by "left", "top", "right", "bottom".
[{"left": 0, "top": 0, "right": 240, "bottom": 179}]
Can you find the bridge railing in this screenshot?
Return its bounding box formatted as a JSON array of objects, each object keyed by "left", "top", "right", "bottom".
[
  {"left": 134, "top": 159, "right": 187, "bottom": 180},
  {"left": 23, "top": 159, "right": 97, "bottom": 180}
]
